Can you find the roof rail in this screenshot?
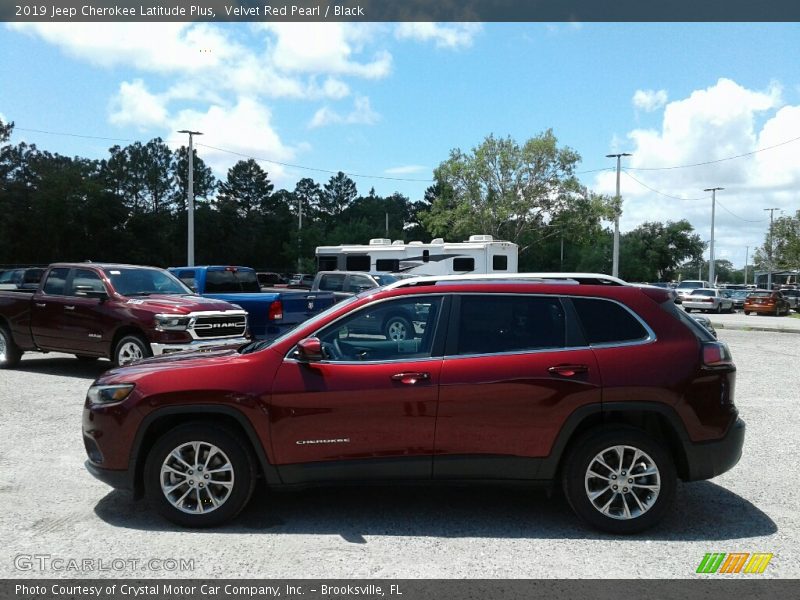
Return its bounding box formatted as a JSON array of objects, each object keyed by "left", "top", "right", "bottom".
[{"left": 384, "top": 272, "right": 628, "bottom": 290}]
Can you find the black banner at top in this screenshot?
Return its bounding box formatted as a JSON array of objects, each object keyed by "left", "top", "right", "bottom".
[{"left": 3, "top": 0, "right": 800, "bottom": 23}]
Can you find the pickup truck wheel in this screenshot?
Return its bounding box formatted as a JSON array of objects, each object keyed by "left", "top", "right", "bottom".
[
  {"left": 0, "top": 326, "right": 23, "bottom": 368},
  {"left": 384, "top": 315, "right": 412, "bottom": 341},
  {"left": 562, "top": 427, "right": 676, "bottom": 534},
  {"left": 113, "top": 335, "right": 151, "bottom": 367},
  {"left": 144, "top": 424, "right": 256, "bottom": 528}
]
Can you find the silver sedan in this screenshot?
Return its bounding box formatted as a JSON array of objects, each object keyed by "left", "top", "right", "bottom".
[{"left": 683, "top": 289, "right": 735, "bottom": 313}]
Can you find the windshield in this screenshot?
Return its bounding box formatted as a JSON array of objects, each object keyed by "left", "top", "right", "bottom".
[
  {"left": 205, "top": 269, "right": 261, "bottom": 293},
  {"left": 104, "top": 268, "right": 191, "bottom": 296}
]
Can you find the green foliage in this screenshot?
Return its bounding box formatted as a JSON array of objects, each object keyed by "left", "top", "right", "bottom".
[{"left": 618, "top": 220, "right": 705, "bottom": 282}]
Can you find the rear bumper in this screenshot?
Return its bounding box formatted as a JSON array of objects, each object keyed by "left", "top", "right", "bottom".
[
  {"left": 684, "top": 418, "right": 745, "bottom": 481},
  {"left": 683, "top": 301, "right": 718, "bottom": 311},
  {"left": 150, "top": 336, "right": 249, "bottom": 355}
]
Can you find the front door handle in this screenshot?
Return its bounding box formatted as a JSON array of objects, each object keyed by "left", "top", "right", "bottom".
[
  {"left": 391, "top": 372, "right": 430, "bottom": 385},
  {"left": 35, "top": 302, "right": 46, "bottom": 308},
  {"left": 64, "top": 305, "right": 75, "bottom": 311},
  {"left": 547, "top": 364, "right": 589, "bottom": 377}
]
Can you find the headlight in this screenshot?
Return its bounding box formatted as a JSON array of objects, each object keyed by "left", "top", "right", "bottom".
[
  {"left": 154, "top": 314, "right": 191, "bottom": 331},
  {"left": 87, "top": 384, "right": 135, "bottom": 405}
]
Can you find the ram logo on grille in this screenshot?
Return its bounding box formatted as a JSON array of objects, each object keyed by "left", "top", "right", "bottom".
[{"left": 193, "top": 315, "right": 247, "bottom": 338}]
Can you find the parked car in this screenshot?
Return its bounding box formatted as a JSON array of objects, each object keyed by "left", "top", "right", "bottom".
[
  {"left": 729, "top": 289, "right": 749, "bottom": 310},
  {"left": 675, "top": 280, "right": 711, "bottom": 302},
  {"left": 744, "top": 290, "right": 791, "bottom": 316},
  {"left": 83, "top": 273, "right": 743, "bottom": 534},
  {"left": 644, "top": 282, "right": 680, "bottom": 304},
  {"left": 683, "top": 289, "right": 734, "bottom": 313},
  {"left": 312, "top": 271, "right": 401, "bottom": 302},
  {"left": 0, "top": 263, "right": 248, "bottom": 368},
  {"left": 169, "top": 266, "right": 336, "bottom": 339},
  {"left": 780, "top": 288, "right": 800, "bottom": 312},
  {"left": 287, "top": 273, "right": 315, "bottom": 288},
  {"left": 0, "top": 267, "right": 45, "bottom": 290},
  {"left": 256, "top": 272, "right": 287, "bottom": 289}
]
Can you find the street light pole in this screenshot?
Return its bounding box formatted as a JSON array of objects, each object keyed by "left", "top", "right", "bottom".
[
  {"left": 297, "top": 195, "right": 303, "bottom": 273},
  {"left": 744, "top": 246, "right": 749, "bottom": 286},
  {"left": 178, "top": 130, "right": 203, "bottom": 266},
  {"left": 606, "top": 153, "right": 631, "bottom": 278},
  {"left": 703, "top": 187, "right": 723, "bottom": 286}
]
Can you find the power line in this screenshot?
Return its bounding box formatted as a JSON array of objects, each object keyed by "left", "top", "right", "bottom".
[
  {"left": 625, "top": 134, "right": 800, "bottom": 171},
  {"left": 622, "top": 171, "right": 707, "bottom": 201},
  {"left": 715, "top": 200, "right": 766, "bottom": 223}
]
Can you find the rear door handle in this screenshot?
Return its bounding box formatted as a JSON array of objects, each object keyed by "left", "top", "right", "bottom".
[
  {"left": 548, "top": 364, "right": 589, "bottom": 377},
  {"left": 391, "top": 372, "right": 430, "bottom": 385},
  {"left": 35, "top": 303, "right": 46, "bottom": 308},
  {"left": 64, "top": 305, "right": 75, "bottom": 311}
]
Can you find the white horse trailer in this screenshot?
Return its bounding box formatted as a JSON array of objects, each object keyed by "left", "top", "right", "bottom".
[{"left": 315, "top": 235, "right": 518, "bottom": 276}]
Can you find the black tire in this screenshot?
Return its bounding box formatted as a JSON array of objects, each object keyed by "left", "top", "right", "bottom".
[
  {"left": 562, "top": 426, "right": 677, "bottom": 534},
  {"left": 75, "top": 355, "right": 99, "bottom": 362},
  {"left": 113, "top": 334, "right": 151, "bottom": 367},
  {"left": 0, "top": 325, "right": 23, "bottom": 368},
  {"left": 144, "top": 423, "right": 257, "bottom": 528},
  {"left": 744, "top": 310, "right": 750, "bottom": 315},
  {"left": 383, "top": 314, "right": 413, "bottom": 341}
]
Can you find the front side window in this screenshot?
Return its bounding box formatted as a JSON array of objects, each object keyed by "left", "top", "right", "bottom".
[
  {"left": 572, "top": 298, "right": 649, "bottom": 345},
  {"left": 348, "top": 274, "right": 375, "bottom": 293},
  {"left": 69, "top": 269, "right": 106, "bottom": 295},
  {"left": 314, "top": 296, "right": 443, "bottom": 362},
  {"left": 455, "top": 295, "right": 566, "bottom": 355}
]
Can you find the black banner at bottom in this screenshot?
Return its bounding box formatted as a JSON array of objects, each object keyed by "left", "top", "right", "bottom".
[{"left": 1, "top": 580, "right": 799, "bottom": 600}]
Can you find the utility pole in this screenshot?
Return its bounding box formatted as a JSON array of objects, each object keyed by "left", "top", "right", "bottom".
[
  {"left": 744, "top": 246, "right": 749, "bottom": 286},
  {"left": 606, "top": 153, "right": 632, "bottom": 278},
  {"left": 297, "top": 195, "right": 303, "bottom": 273},
  {"left": 178, "top": 130, "right": 202, "bottom": 266},
  {"left": 703, "top": 187, "right": 723, "bottom": 286},
  {"left": 764, "top": 207, "right": 780, "bottom": 289}
]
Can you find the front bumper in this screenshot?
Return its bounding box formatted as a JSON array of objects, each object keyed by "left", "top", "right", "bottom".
[
  {"left": 684, "top": 418, "right": 745, "bottom": 481},
  {"left": 85, "top": 460, "right": 133, "bottom": 491},
  {"left": 150, "top": 336, "right": 249, "bottom": 356}
]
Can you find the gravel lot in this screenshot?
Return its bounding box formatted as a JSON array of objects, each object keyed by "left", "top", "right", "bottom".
[{"left": 0, "top": 329, "right": 797, "bottom": 579}]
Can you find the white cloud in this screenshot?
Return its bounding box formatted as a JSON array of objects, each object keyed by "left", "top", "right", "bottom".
[
  {"left": 385, "top": 165, "right": 427, "bottom": 175},
  {"left": 169, "top": 97, "right": 297, "bottom": 184},
  {"left": 395, "top": 23, "right": 482, "bottom": 49},
  {"left": 594, "top": 78, "right": 798, "bottom": 266},
  {"left": 109, "top": 80, "right": 169, "bottom": 129},
  {"left": 308, "top": 96, "right": 380, "bottom": 129},
  {"left": 632, "top": 89, "right": 668, "bottom": 112}
]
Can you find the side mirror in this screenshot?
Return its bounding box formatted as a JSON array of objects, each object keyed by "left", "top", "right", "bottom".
[
  {"left": 75, "top": 285, "right": 108, "bottom": 301},
  {"left": 296, "top": 337, "right": 323, "bottom": 362}
]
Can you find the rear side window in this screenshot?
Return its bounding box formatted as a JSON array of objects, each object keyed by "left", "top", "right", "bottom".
[
  {"left": 453, "top": 257, "right": 475, "bottom": 272},
  {"left": 572, "top": 298, "right": 649, "bottom": 345},
  {"left": 492, "top": 255, "right": 508, "bottom": 271},
  {"left": 42, "top": 268, "right": 70, "bottom": 295},
  {"left": 318, "top": 273, "right": 345, "bottom": 291},
  {"left": 455, "top": 295, "right": 566, "bottom": 355},
  {"left": 317, "top": 255, "right": 338, "bottom": 271},
  {"left": 375, "top": 259, "right": 399, "bottom": 272}
]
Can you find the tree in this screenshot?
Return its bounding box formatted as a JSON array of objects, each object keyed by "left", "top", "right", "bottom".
[
  {"left": 217, "top": 159, "right": 274, "bottom": 217},
  {"left": 421, "top": 131, "right": 582, "bottom": 254},
  {"left": 754, "top": 210, "right": 800, "bottom": 272},
  {"left": 320, "top": 171, "right": 357, "bottom": 218},
  {"left": 619, "top": 220, "right": 705, "bottom": 282}
]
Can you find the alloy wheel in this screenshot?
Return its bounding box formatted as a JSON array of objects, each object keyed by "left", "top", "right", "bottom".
[
  {"left": 584, "top": 445, "right": 661, "bottom": 520},
  {"left": 159, "top": 441, "right": 234, "bottom": 515}
]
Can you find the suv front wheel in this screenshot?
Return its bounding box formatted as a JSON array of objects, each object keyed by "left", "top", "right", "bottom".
[
  {"left": 562, "top": 427, "right": 676, "bottom": 534},
  {"left": 144, "top": 424, "right": 256, "bottom": 527}
]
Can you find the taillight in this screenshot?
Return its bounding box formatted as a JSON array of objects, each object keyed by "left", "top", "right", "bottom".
[
  {"left": 702, "top": 341, "right": 733, "bottom": 367},
  {"left": 268, "top": 300, "right": 283, "bottom": 321}
]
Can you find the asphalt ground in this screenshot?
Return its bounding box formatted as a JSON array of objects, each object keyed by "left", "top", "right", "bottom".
[{"left": 0, "top": 328, "right": 797, "bottom": 579}]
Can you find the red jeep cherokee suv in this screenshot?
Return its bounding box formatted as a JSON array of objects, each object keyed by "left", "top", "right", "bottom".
[{"left": 83, "top": 274, "right": 744, "bottom": 533}]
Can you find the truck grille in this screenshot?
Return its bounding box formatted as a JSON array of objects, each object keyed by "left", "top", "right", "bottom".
[{"left": 192, "top": 314, "right": 247, "bottom": 338}]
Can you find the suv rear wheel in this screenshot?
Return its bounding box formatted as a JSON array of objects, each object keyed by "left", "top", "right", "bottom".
[
  {"left": 144, "top": 424, "right": 256, "bottom": 527},
  {"left": 562, "top": 427, "right": 676, "bottom": 534}
]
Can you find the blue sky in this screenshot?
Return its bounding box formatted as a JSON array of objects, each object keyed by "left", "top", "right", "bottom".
[{"left": 1, "top": 22, "right": 799, "bottom": 268}]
